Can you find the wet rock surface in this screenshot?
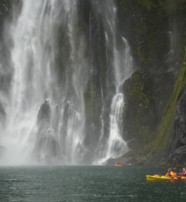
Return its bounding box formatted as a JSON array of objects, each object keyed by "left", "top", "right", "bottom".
[{"left": 169, "top": 89, "right": 186, "bottom": 165}]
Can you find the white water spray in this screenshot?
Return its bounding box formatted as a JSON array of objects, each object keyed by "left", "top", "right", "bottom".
[
  {"left": 93, "top": 0, "right": 133, "bottom": 164},
  {"left": 0, "top": 0, "right": 133, "bottom": 165},
  {"left": 106, "top": 37, "right": 133, "bottom": 160},
  {"left": 0, "top": 0, "right": 87, "bottom": 165}
]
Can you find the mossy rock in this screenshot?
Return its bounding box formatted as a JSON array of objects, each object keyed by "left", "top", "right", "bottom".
[
  {"left": 133, "top": 47, "right": 186, "bottom": 164},
  {"left": 122, "top": 70, "right": 157, "bottom": 148},
  {"left": 150, "top": 48, "right": 186, "bottom": 151},
  {"left": 115, "top": 0, "right": 186, "bottom": 72}
]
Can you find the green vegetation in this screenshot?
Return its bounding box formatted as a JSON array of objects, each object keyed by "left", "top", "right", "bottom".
[
  {"left": 150, "top": 48, "right": 186, "bottom": 150},
  {"left": 123, "top": 47, "right": 186, "bottom": 160}
]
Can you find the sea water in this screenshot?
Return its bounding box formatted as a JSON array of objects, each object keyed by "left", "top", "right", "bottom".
[{"left": 0, "top": 166, "right": 186, "bottom": 202}]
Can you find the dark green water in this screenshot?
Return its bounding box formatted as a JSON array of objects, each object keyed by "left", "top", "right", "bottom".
[{"left": 0, "top": 166, "right": 186, "bottom": 202}]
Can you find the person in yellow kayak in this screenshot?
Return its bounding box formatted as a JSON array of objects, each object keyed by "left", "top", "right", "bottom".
[
  {"left": 180, "top": 168, "right": 186, "bottom": 176},
  {"left": 165, "top": 168, "right": 177, "bottom": 177}
]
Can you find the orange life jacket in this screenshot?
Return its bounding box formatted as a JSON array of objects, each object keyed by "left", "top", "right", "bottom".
[{"left": 170, "top": 171, "right": 176, "bottom": 177}]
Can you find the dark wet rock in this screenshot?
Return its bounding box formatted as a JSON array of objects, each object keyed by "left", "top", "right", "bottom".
[
  {"left": 169, "top": 145, "right": 186, "bottom": 166},
  {"left": 122, "top": 71, "right": 158, "bottom": 148},
  {"left": 168, "top": 89, "right": 186, "bottom": 165},
  {"left": 0, "top": 102, "right": 6, "bottom": 127},
  {"left": 174, "top": 91, "right": 186, "bottom": 146},
  {"left": 37, "top": 99, "right": 51, "bottom": 125},
  {"left": 36, "top": 99, "right": 51, "bottom": 141},
  {"left": 126, "top": 138, "right": 139, "bottom": 150}
]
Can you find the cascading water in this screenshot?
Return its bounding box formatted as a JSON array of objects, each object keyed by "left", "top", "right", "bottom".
[
  {"left": 0, "top": 0, "right": 88, "bottom": 165},
  {"left": 92, "top": 0, "right": 133, "bottom": 164},
  {"left": 0, "top": 0, "right": 133, "bottom": 165},
  {"left": 106, "top": 37, "right": 133, "bottom": 160}
]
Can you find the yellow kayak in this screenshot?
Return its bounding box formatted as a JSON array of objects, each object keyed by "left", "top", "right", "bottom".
[{"left": 146, "top": 175, "right": 186, "bottom": 181}]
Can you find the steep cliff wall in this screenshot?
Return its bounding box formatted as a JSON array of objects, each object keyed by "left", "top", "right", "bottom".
[
  {"left": 116, "top": 0, "right": 186, "bottom": 165},
  {"left": 1, "top": 0, "right": 186, "bottom": 165}
]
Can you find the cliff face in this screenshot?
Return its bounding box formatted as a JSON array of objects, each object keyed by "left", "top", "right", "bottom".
[
  {"left": 170, "top": 88, "right": 186, "bottom": 165},
  {"left": 116, "top": 0, "right": 186, "bottom": 165},
  {"left": 0, "top": 0, "right": 186, "bottom": 165}
]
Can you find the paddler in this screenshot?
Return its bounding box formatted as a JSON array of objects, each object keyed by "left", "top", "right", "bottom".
[
  {"left": 165, "top": 168, "right": 177, "bottom": 177},
  {"left": 180, "top": 168, "right": 186, "bottom": 176}
]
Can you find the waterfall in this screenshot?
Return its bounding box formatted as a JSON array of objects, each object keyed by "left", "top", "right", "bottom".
[
  {"left": 106, "top": 37, "right": 133, "bottom": 160},
  {"left": 0, "top": 0, "right": 88, "bottom": 165},
  {"left": 92, "top": 0, "right": 133, "bottom": 164},
  {"left": 0, "top": 0, "right": 133, "bottom": 165}
]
